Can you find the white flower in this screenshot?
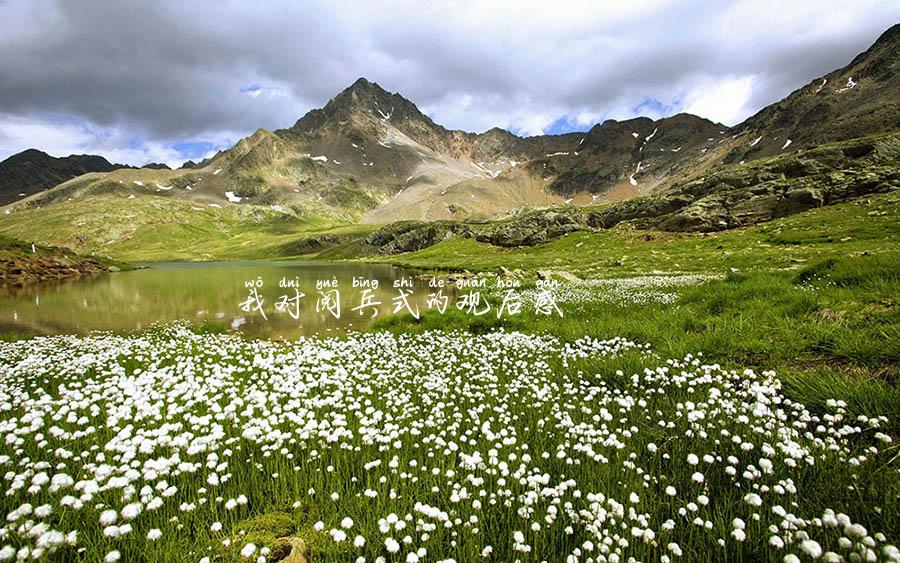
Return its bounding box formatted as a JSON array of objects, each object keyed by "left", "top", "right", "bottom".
[
  {"left": 341, "top": 517, "right": 354, "bottom": 529},
  {"left": 385, "top": 538, "right": 400, "bottom": 553},
  {"left": 800, "top": 540, "right": 823, "bottom": 559},
  {"left": 147, "top": 529, "right": 162, "bottom": 541},
  {"left": 513, "top": 531, "right": 525, "bottom": 543},
  {"left": 99, "top": 510, "right": 117, "bottom": 525},
  {"left": 105, "top": 551, "right": 121, "bottom": 563},
  {"left": 240, "top": 543, "right": 257, "bottom": 558},
  {"left": 845, "top": 523, "right": 867, "bottom": 538},
  {"left": 121, "top": 503, "right": 142, "bottom": 519}
]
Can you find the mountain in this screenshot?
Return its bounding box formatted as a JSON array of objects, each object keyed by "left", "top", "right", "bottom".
[
  {"left": 2, "top": 78, "right": 727, "bottom": 220},
  {"left": 0, "top": 23, "right": 897, "bottom": 256},
  {"left": 142, "top": 162, "right": 172, "bottom": 170},
  {"left": 268, "top": 78, "right": 728, "bottom": 221},
  {"left": 203, "top": 18, "right": 900, "bottom": 220},
  {"left": 511, "top": 113, "right": 725, "bottom": 198},
  {"left": 726, "top": 22, "right": 900, "bottom": 163},
  {"left": 0, "top": 149, "right": 123, "bottom": 205}
]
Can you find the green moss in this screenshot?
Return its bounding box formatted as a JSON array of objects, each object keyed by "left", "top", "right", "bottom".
[{"left": 235, "top": 511, "right": 296, "bottom": 538}]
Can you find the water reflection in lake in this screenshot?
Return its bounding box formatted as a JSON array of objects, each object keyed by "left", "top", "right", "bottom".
[{"left": 0, "top": 262, "right": 455, "bottom": 339}]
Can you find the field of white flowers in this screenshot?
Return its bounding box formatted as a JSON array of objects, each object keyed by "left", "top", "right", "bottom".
[
  {"left": 514, "top": 275, "right": 724, "bottom": 307},
  {"left": 0, "top": 325, "right": 897, "bottom": 562}
]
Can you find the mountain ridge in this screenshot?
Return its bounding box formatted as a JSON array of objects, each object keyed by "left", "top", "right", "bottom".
[
  {"left": 726, "top": 22, "right": 900, "bottom": 163},
  {"left": 0, "top": 149, "right": 124, "bottom": 206},
  {"left": 1, "top": 23, "right": 898, "bottom": 230}
]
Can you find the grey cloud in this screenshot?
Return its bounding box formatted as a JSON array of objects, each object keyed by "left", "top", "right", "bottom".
[{"left": 0, "top": 0, "right": 897, "bottom": 162}]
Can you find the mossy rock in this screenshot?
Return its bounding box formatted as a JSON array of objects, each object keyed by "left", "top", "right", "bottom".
[{"left": 236, "top": 511, "right": 296, "bottom": 538}]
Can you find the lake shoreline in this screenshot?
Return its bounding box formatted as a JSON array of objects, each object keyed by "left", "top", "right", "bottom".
[
  {"left": 0, "top": 234, "right": 132, "bottom": 290},
  {"left": 0, "top": 261, "right": 436, "bottom": 339},
  {"left": 0, "top": 252, "right": 115, "bottom": 288}
]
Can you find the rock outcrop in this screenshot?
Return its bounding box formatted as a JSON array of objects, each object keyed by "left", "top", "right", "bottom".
[
  {"left": 590, "top": 133, "right": 900, "bottom": 232},
  {"left": 0, "top": 236, "right": 117, "bottom": 287}
]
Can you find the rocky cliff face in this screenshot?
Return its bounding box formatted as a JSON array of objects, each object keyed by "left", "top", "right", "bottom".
[
  {"left": 592, "top": 133, "right": 900, "bottom": 232},
  {"left": 530, "top": 114, "right": 725, "bottom": 198}
]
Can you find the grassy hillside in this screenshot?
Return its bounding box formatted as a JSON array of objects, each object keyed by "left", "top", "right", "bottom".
[
  {"left": 0, "top": 193, "right": 377, "bottom": 262},
  {"left": 0, "top": 131, "right": 896, "bottom": 264},
  {"left": 370, "top": 189, "right": 900, "bottom": 402},
  {"left": 379, "top": 190, "right": 900, "bottom": 276},
  {"left": 2, "top": 181, "right": 896, "bottom": 272}
]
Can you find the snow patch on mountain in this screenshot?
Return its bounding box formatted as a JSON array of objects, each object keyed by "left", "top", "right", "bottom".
[{"left": 836, "top": 77, "right": 857, "bottom": 93}]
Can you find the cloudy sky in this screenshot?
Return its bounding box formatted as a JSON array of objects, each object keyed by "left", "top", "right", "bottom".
[{"left": 1, "top": 0, "right": 898, "bottom": 167}]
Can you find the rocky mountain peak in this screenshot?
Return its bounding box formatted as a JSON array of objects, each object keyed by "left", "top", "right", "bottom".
[
  {"left": 290, "top": 77, "right": 434, "bottom": 134},
  {"left": 329, "top": 77, "right": 396, "bottom": 112},
  {"left": 871, "top": 22, "right": 899, "bottom": 48},
  {"left": 6, "top": 148, "right": 51, "bottom": 162}
]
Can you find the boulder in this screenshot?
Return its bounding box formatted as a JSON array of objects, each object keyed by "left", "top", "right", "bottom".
[
  {"left": 277, "top": 537, "right": 308, "bottom": 563},
  {"left": 537, "top": 269, "right": 582, "bottom": 283},
  {"left": 777, "top": 186, "right": 825, "bottom": 216}
]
